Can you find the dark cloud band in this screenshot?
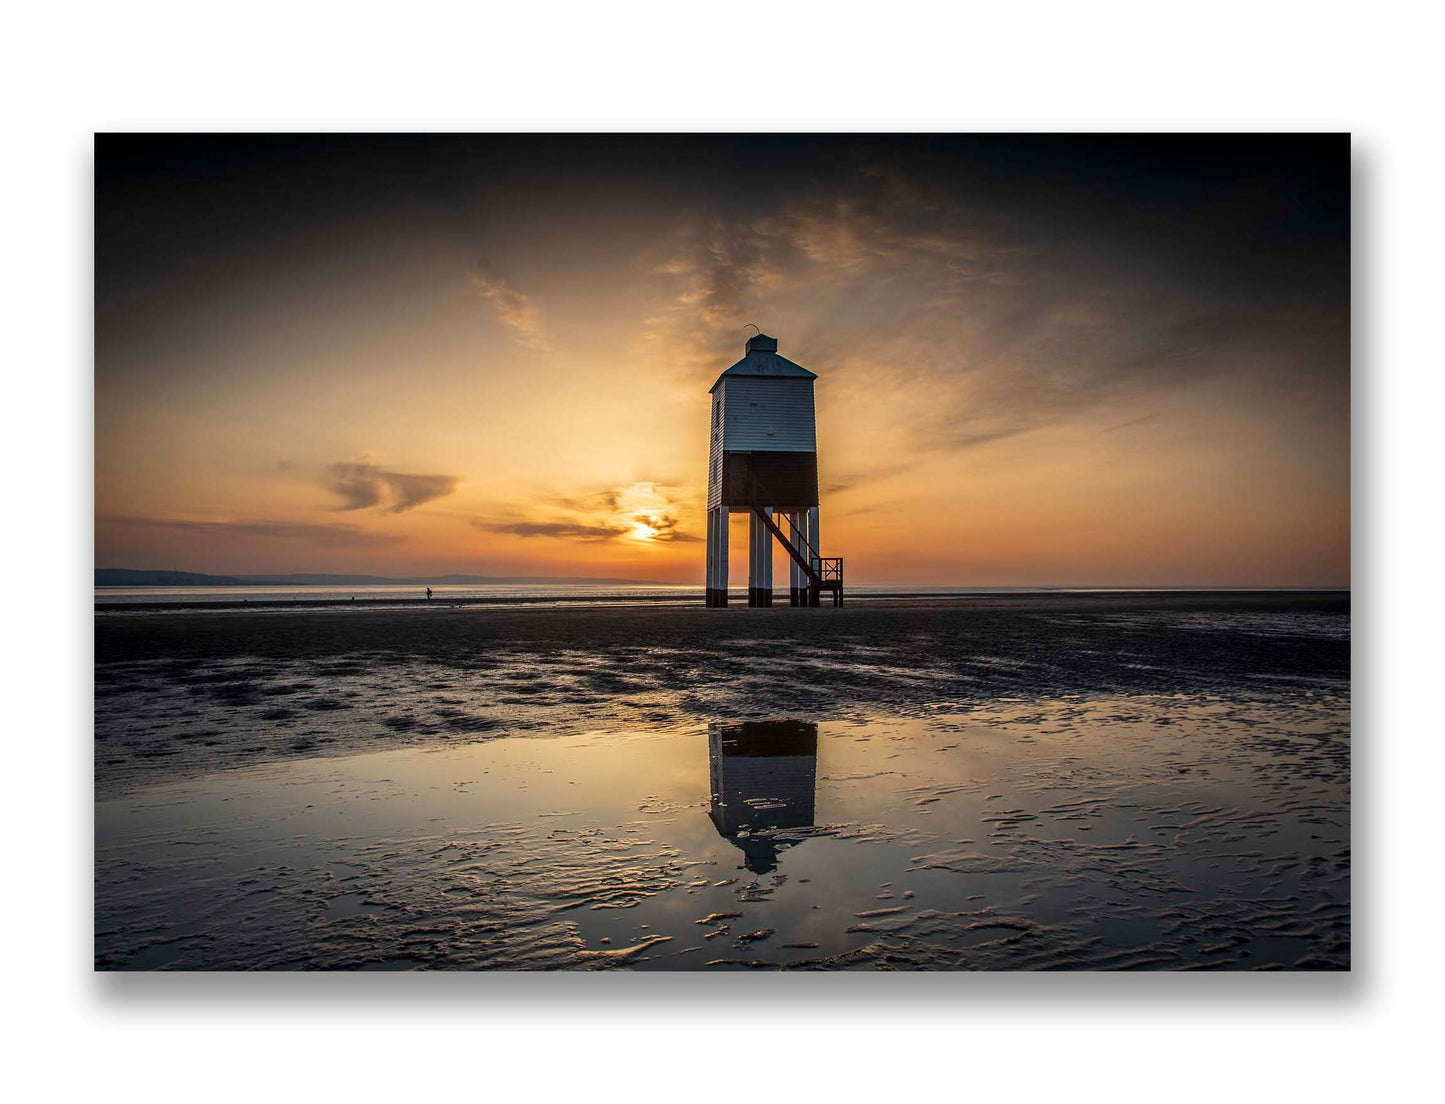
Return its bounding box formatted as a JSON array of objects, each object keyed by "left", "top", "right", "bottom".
[
  {"left": 103, "top": 516, "right": 408, "bottom": 548},
  {"left": 326, "top": 462, "right": 460, "bottom": 514}
]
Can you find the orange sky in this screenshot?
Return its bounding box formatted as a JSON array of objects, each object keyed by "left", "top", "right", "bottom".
[{"left": 95, "top": 135, "right": 1349, "bottom": 586}]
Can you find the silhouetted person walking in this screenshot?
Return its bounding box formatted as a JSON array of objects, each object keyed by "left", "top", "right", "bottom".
[{"left": 426, "top": 587, "right": 432, "bottom": 601}]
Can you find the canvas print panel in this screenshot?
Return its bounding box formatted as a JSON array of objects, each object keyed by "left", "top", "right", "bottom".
[{"left": 94, "top": 134, "right": 1349, "bottom": 970}]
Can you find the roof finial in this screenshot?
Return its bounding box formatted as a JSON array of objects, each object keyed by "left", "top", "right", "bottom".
[{"left": 744, "top": 323, "right": 760, "bottom": 336}]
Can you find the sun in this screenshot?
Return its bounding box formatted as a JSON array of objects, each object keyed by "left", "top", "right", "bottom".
[{"left": 629, "top": 520, "right": 659, "bottom": 543}]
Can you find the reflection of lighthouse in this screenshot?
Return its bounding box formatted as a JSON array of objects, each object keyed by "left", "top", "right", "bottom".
[{"left": 708, "top": 720, "right": 818, "bottom": 874}]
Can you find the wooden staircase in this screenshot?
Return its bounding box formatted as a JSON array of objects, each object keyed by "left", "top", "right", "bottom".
[{"left": 751, "top": 505, "right": 844, "bottom": 607}]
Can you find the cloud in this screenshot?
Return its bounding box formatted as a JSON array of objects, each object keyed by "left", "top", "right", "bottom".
[
  {"left": 471, "top": 266, "right": 552, "bottom": 352},
  {"left": 823, "top": 462, "right": 916, "bottom": 496},
  {"left": 327, "top": 464, "right": 383, "bottom": 509},
  {"left": 474, "top": 481, "right": 702, "bottom": 545},
  {"left": 325, "top": 462, "right": 460, "bottom": 513},
  {"left": 382, "top": 472, "right": 461, "bottom": 512},
  {"left": 635, "top": 168, "right": 1010, "bottom": 375},
  {"left": 1100, "top": 413, "right": 1161, "bottom": 435},
  {"left": 554, "top": 488, "right": 622, "bottom": 513},
  {"left": 631, "top": 513, "right": 703, "bottom": 543},
  {"left": 473, "top": 519, "right": 631, "bottom": 541},
  {"left": 105, "top": 516, "right": 408, "bottom": 548},
  {"left": 634, "top": 162, "right": 1317, "bottom": 459}
]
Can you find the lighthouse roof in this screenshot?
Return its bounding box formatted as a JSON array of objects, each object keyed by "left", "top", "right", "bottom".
[{"left": 709, "top": 334, "right": 816, "bottom": 392}]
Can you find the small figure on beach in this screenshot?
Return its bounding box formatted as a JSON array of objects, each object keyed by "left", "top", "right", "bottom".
[{"left": 426, "top": 587, "right": 433, "bottom": 601}]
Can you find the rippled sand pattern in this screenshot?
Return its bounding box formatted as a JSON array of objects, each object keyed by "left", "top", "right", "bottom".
[
  {"left": 96, "top": 698, "right": 1347, "bottom": 969},
  {"left": 95, "top": 595, "right": 1347, "bottom": 798}
]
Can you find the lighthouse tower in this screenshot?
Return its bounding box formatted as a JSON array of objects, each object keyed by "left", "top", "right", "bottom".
[{"left": 704, "top": 333, "right": 843, "bottom": 608}]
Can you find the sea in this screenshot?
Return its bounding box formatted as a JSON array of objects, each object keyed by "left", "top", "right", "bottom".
[{"left": 93, "top": 583, "right": 1331, "bottom": 609}]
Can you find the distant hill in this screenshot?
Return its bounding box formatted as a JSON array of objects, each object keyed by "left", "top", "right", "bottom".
[
  {"left": 96, "top": 569, "right": 249, "bottom": 586},
  {"left": 96, "top": 568, "right": 670, "bottom": 587}
]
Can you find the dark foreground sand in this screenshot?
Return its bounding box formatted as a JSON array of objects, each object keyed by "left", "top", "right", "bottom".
[{"left": 97, "top": 591, "right": 1348, "bottom": 795}]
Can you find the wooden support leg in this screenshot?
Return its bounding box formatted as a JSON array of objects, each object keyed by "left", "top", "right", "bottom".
[
  {"left": 747, "top": 510, "right": 762, "bottom": 607},
  {"left": 761, "top": 507, "right": 774, "bottom": 606},
  {"left": 706, "top": 506, "right": 728, "bottom": 607}
]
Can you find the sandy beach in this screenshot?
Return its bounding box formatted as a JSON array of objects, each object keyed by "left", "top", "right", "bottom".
[{"left": 95, "top": 591, "right": 1349, "bottom": 969}]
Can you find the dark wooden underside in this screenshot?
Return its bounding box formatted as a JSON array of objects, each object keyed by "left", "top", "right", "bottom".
[
  {"left": 716, "top": 720, "right": 819, "bottom": 757},
  {"left": 721, "top": 451, "right": 818, "bottom": 509}
]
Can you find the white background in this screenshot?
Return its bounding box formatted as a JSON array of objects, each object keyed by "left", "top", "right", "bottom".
[{"left": 2, "top": 1, "right": 1439, "bottom": 1100}]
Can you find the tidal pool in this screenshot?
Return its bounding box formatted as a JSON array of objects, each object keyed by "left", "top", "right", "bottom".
[{"left": 95, "top": 693, "right": 1348, "bottom": 970}]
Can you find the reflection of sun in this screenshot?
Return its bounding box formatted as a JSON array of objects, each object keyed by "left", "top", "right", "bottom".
[{"left": 629, "top": 520, "right": 659, "bottom": 543}]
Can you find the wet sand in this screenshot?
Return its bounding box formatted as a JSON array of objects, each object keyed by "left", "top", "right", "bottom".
[{"left": 94, "top": 592, "right": 1349, "bottom": 969}]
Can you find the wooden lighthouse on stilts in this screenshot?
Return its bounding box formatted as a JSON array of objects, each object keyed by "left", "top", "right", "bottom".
[{"left": 705, "top": 332, "right": 843, "bottom": 608}]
